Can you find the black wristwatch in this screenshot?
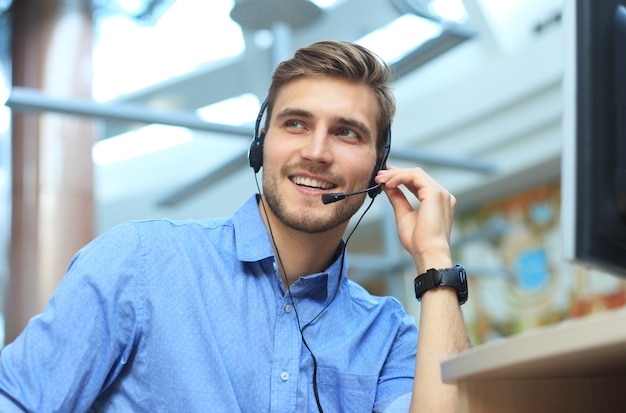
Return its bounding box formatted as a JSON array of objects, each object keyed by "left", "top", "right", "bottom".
[{"left": 414, "top": 264, "right": 468, "bottom": 305}]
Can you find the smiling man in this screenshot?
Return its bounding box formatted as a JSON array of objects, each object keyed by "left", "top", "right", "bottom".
[
  {"left": 0, "top": 41, "right": 470, "bottom": 412},
  {"left": 261, "top": 76, "right": 378, "bottom": 250}
]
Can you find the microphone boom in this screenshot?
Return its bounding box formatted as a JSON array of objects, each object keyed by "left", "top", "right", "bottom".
[{"left": 321, "top": 184, "right": 381, "bottom": 204}]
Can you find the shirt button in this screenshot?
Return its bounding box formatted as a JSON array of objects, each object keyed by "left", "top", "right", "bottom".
[
  {"left": 280, "top": 372, "right": 289, "bottom": 382},
  {"left": 272, "top": 261, "right": 278, "bottom": 271},
  {"left": 284, "top": 304, "right": 291, "bottom": 313}
]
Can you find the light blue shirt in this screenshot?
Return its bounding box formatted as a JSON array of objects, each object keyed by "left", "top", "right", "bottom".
[{"left": 0, "top": 195, "right": 418, "bottom": 412}]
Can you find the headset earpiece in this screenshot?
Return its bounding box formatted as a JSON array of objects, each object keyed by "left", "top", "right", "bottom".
[
  {"left": 248, "top": 98, "right": 269, "bottom": 173},
  {"left": 248, "top": 131, "right": 265, "bottom": 173},
  {"left": 367, "top": 127, "right": 392, "bottom": 198}
]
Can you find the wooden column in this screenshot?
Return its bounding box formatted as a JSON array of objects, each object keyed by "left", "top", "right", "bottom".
[{"left": 7, "top": 0, "right": 95, "bottom": 343}]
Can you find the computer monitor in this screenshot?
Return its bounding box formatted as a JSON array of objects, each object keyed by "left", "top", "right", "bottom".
[{"left": 562, "top": 0, "right": 626, "bottom": 277}]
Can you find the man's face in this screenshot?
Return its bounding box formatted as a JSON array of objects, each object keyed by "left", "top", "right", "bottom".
[{"left": 261, "top": 76, "right": 379, "bottom": 234}]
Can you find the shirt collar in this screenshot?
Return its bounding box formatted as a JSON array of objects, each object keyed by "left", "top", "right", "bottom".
[
  {"left": 233, "top": 194, "right": 348, "bottom": 303},
  {"left": 233, "top": 194, "right": 274, "bottom": 263},
  {"left": 289, "top": 244, "right": 348, "bottom": 304}
]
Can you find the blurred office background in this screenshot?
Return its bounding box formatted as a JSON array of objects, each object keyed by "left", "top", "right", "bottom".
[{"left": 0, "top": 0, "right": 624, "bottom": 346}]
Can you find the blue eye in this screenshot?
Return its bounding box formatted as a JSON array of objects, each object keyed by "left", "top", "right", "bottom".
[{"left": 338, "top": 128, "right": 358, "bottom": 138}]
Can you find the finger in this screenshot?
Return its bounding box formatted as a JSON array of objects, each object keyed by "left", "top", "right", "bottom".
[
  {"left": 382, "top": 184, "right": 414, "bottom": 218},
  {"left": 378, "top": 167, "right": 429, "bottom": 191},
  {"left": 376, "top": 168, "right": 451, "bottom": 206}
]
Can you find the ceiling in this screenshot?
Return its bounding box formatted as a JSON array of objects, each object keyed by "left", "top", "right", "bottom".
[
  {"left": 86, "top": 0, "right": 565, "bottom": 226},
  {"left": 1, "top": 0, "right": 567, "bottom": 292}
]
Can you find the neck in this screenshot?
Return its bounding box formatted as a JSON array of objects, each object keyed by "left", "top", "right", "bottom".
[{"left": 258, "top": 200, "right": 347, "bottom": 288}]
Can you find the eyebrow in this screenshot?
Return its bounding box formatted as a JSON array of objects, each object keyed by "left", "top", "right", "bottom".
[
  {"left": 334, "top": 116, "right": 372, "bottom": 139},
  {"left": 274, "top": 107, "right": 314, "bottom": 121}
]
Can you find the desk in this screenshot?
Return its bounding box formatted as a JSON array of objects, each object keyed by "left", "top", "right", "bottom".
[{"left": 441, "top": 309, "right": 626, "bottom": 412}]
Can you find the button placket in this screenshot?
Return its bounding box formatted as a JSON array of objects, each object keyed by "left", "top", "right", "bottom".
[{"left": 269, "top": 295, "right": 301, "bottom": 411}]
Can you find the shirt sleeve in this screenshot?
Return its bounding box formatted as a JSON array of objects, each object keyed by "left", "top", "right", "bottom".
[
  {"left": 0, "top": 222, "right": 146, "bottom": 413},
  {"left": 375, "top": 309, "right": 419, "bottom": 413},
  {"left": 383, "top": 392, "right": 412, "bottom": 413}
]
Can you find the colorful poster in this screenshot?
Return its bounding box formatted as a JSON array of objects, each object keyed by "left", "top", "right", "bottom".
[{"left": 455, "top": 182, "right": 626, "bottom": 344}]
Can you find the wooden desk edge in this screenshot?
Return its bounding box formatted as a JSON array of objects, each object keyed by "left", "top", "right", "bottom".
[{"left": 442, "top": 309, "right": 626, "bottom": 383}]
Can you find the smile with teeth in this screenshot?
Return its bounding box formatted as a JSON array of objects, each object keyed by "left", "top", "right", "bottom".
[{"left": 290, "top": 176, "right": 336, "bottom": 190}]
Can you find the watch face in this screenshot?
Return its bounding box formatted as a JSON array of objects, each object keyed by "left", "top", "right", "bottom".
[
  {"left": 459, "top": 267, "right": 467, "bottom": 286},
  {"left": 456, "top": 266, "right": 469, "bottom": 305}
]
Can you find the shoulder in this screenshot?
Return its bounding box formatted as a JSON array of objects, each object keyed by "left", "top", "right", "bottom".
[
  {"left": 127, "top": 216, "right": 233, "bottom": 237},
  {"left": 347, "top": 279, "right": 404, "bottom": 310},
  {"left": 100, "top": 216, "right": 234, "bottom": 245},
  {"left": 67, "top": 217, "right": 233, "bottom": 273},
  {"left": 346, "top": 279, "right": 415, "bottom": 326}
]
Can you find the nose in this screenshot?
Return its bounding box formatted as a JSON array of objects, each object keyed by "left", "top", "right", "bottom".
[{"left": 300, "top": 129, "right": 334, "bottom": 164}]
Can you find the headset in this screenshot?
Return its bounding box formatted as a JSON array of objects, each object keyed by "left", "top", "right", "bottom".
[{"left": 248, "top": 98, "right": 392, "bottom": 200}]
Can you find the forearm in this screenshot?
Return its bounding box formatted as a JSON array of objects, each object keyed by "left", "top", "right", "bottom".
[
  {"left": 409, "top": 287, "right": 471, "bottom": 412},
  {"left": 376, "top": 167, "right": 471, "bottom": 411}
]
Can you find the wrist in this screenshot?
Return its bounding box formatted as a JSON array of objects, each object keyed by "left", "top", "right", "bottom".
[{"left": 413, "top": 252, "right": 452, "bottom": 274}]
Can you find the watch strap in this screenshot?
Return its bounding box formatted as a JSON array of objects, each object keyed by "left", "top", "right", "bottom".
[{"left": 414, "top": 264, "right": 468, "bottom": 305}]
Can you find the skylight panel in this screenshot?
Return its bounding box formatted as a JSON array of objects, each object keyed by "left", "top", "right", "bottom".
[
  {"left": 357, "top": 14, "right": 442, "bottom": 64},
  {"left": 431, "top": 0, "right": 467, "bottom": 22},
  {"left": 196, "top": 94, "right": 261, "bottom": 126},
  {"left": 93, "top": 0, "right": 244, "bottom": 102},
  {"left": 92, "top": 125, "right": 194, "bottom": 166}
]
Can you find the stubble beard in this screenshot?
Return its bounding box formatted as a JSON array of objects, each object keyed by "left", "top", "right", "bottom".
[{"left": 262, "top": 166, "right": 369, "bottom": 234}]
